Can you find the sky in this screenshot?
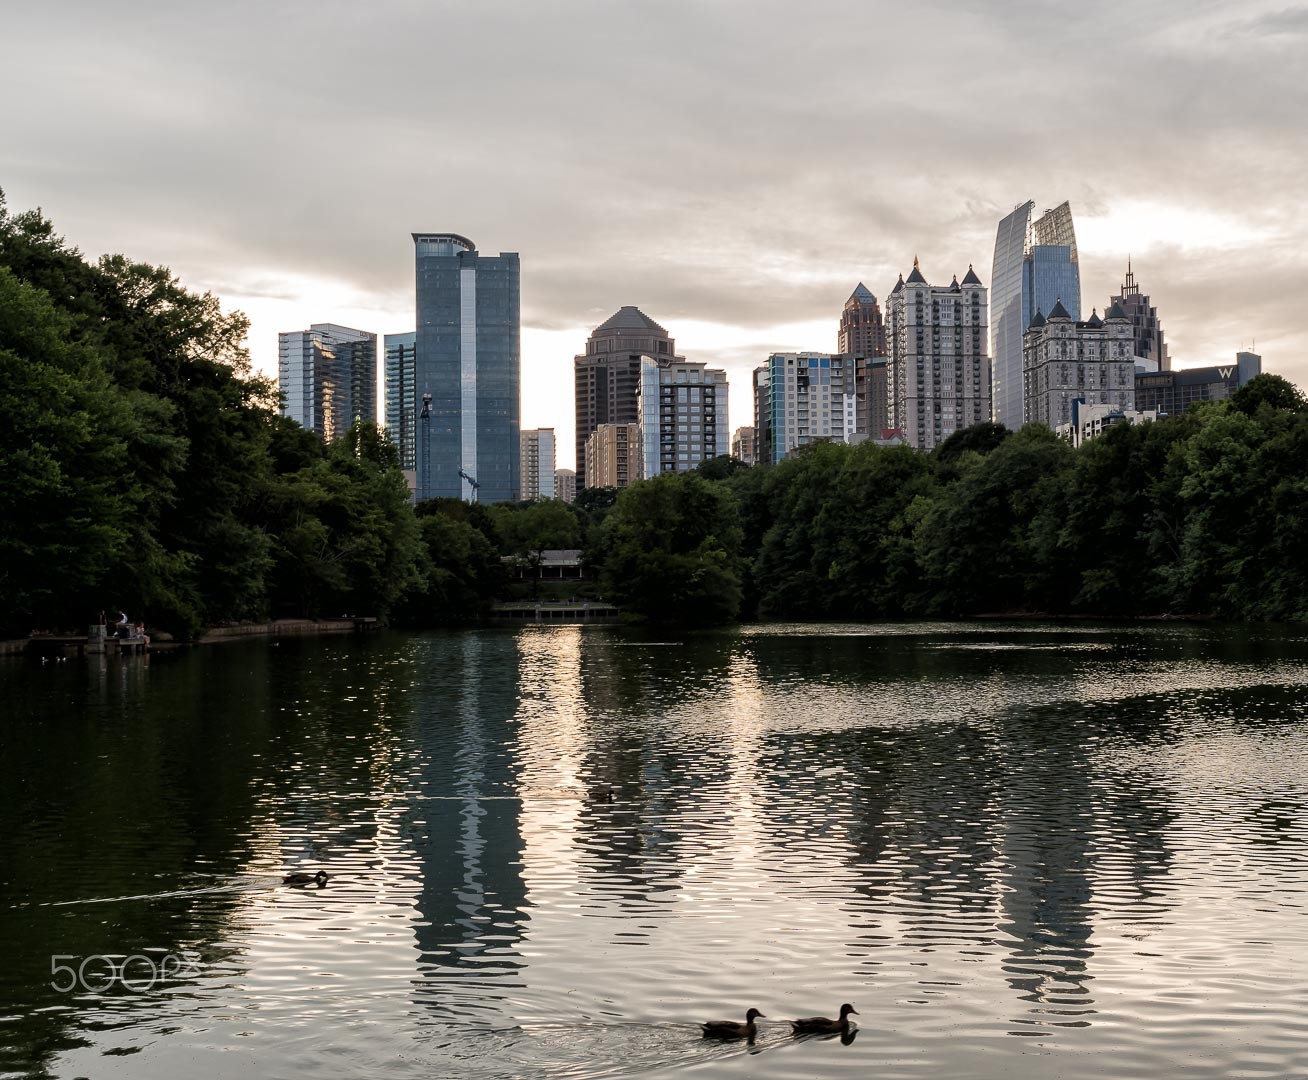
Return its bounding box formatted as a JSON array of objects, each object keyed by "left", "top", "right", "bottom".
[{"left": 4, "top": 0, "right": 1307, "bottom": 470}]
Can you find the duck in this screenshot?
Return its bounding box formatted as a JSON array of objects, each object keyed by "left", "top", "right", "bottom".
[
  {"left": 701, "top": 1007, "right": 764, "bottom": 1040},
  {"left": 283, "top": 870, "right": 329, "bottom": 887},
  {"left": 789, "top": 1003, "right": 857, "bottom": 1035}
]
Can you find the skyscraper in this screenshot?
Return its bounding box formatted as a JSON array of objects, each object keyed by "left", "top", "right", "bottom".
[
  {"left": 554, "top": 468, "right": 577, "bottom": 504},
  {"left": 636, "top": 357, "right": 729, "bottom": 477},
  {"left": 413, "top": 233, "right": 520, "bottom": 503},
  {"left": 990, "top": 200, "right": 1081, "bottom": 428},
  {"left": 760, "top": 353, "right": 853, "bottom": 464},
  {"left": 574, "top": 307, "right": 676, "bottom": 488},
  {"left": 838, "top": 283, "right": 887, "bottom": 357},
  {"left": 519, "top": 428, "right": 556, "bottom": 500},
  {"left": 384, "top": 331, "right": 417, "bottom": 474},
  {"left": 885, "top": 259, "right": 990, "bottom": 451},
  {"left": 278, "top": 323, "right": 377, "bottom": 442},
  {"left": 1023, "top": 301, "right": 1136, "bottom": 430},
  {"left": 584, "top": 423, "right": 641, "bottom": 488},
  {"left": 1111, "top": 262, "right": 1170, "bottom": 370}
]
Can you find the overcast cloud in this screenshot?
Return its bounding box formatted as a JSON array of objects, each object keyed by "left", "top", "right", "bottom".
[{"left": 4, "top": 0, "right": 1306, "bottom": 466}]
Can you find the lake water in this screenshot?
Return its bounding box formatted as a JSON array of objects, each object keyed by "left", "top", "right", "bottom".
[{"left": 2, "top": 623, "right": 1308, "bottom": 1079}]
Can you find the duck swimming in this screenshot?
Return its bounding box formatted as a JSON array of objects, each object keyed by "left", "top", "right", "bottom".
[
  {"left": 701, "top": 1007, "right": 764, "bottom": 1040},
  {"left": 283, "top": 870, "right": 329, "bottom": 887},
  {"left": 789, "top": 1003, "right": 857, "bottom": 1035}
]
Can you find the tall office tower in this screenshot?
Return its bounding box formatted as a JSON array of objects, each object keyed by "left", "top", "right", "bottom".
[
  {"left": 752, "top": 365, "right": 771, "bottom": 465},
  {"left": 384, "top": 331, "right": 418, "bottom": 473},
  {"left": 731, "top": 426, "right": 757, "bottom": 465},
  {"left": 574, "top": 307, "right": 678, "bottom": 488},
  {"left": 278, "top": 323, "right": 378, "bottom": 442},
  {"left": 555, "top": 468, "right": 576, "bottom": 503},
  {"left": 636, "top": 358, "right": 730, "bottom": 478},
  {"left": 1110, "top": 262, "right": 1170, "bottom": 370},
  {"left": 990, "top": 200, "right": 1081, "bottom": 427},
  {"left": 1023, "top": 301, "right": 1136, "bottom": 430},
  {"left": 519, "top": 428, "right": 556, "bottom": 500},
  {"left": 885, "top": 259, "right": 991, "bottom": 451},
  {"left": 584, "top": 423, "right": 642, "bottom": 488},
  {"left": 761, "top": 353, "right": 854, "bottom": 464},
  {"left": 1135, "top": 351, "right": 1262, "bottom": 415},
  {"left": 838, "top": 283, "right": 888, "bottom": 357},
  {"left": 413, "top": 233, "right": 520, "bottom": 503},
  {"left": 853, "top": 355, "right": 889, "bottom": 436}
]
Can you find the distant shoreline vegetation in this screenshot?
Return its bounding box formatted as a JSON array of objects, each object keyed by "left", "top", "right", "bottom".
[{"left": 4, "top": 193, "right": 1307, "bottom": 638}]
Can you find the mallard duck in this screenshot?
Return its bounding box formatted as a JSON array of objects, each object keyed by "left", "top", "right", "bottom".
[
  {"left": 283, "top": 870, "right": 329, "bottom": 887},
  {"left": 701, "top": 1007, "right": 764, "bottom": 1039},
  {"left": 789, "top": 1003, "right": 857, "bottom": 1035}
]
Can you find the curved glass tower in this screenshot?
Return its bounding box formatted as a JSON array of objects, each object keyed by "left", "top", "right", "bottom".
[{"left": 990, "top": 201, "right": 1080, "bottom": 428}]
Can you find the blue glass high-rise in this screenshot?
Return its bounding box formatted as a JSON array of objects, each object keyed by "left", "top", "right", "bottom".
[
  {"left": 413, "top": 234, "right": 520, "bottom": 503},
  {"left": 990, "top": 201, "right": 1081, "bottom": 428}
]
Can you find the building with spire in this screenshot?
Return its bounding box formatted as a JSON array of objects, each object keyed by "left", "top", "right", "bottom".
[
  {"left": 1022, "top": 300, "right": 1136, "bottom": 430},
  {"left": 990, "top": 200, "right": 1082, "bottom": 428},
  {"left": 885, "top": 259, "right": 991, "bottom": 450},
  {"left": 573, "top": 306, "right": 677, "bottom": 488},
  {"left": 1110, "top": 261, "right": 1170, "bottom": 371},
  {"left": 838, "top": 283, "right": 887, "bottom": 357}
]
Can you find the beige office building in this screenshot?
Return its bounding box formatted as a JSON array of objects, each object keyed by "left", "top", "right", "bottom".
[{"left": 584, "top": 423, "right": 642, "bottom": 489}]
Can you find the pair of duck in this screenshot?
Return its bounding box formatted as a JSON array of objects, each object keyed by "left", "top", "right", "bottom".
[{"left": 702, "top": 1003, "right": 857, "bottom": 1039}]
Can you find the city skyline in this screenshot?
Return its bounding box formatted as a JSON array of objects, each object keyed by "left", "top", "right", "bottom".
[{"left": 3, "top": 1, "right": 1302, "bottom": 469}]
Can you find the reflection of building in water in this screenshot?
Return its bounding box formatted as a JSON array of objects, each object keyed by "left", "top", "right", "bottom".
[
  {"left": 995, "top": 715, "right": 1097, "bottom": 1025},
  {"left": 407, "top": 634, "right": 529, "bottom": 1014}
]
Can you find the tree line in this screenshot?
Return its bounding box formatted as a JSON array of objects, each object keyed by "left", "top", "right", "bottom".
[{"left": 4, "top": 193, "right": 1306, "bottom": 636}]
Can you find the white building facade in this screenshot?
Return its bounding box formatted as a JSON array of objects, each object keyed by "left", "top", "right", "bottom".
[
  {"left": 637, "top": 358, "right": 730, "bottom": 478},
  {"left": 885, "top": 261, "right": 991, "bottom": 450},
  {"left": 519, "top": 427, "right": 556, "bottom": 500},
  {"left": 760, "top": 353, "right": 854, "bottom": 464}
]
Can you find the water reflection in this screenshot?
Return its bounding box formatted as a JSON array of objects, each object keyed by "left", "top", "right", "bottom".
[{"left": 3, "top": 624, "right": 1308, "bottom": 1079}]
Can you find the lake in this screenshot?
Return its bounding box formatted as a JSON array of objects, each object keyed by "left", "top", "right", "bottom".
[{"left": 2, "top": 623, "right": 1307, "bottom": 1079}]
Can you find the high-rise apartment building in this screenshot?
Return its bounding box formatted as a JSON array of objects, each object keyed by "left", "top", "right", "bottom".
[
  {"left": 885, "top": 260, "right": 991, "bottom": 451},
  {"left": 752, "top": 365, "right": 771, "bottom": 466},
  {"left": 383, "top": 331, "right": 417, "bottom": 473},
  {"left": 584, "top": 423, "right": 641, "bottom": 488},
  {"left": 278, "top": 323, "right": 377, "bottom": 442},
  {"left": 1135, "top": 351, "right": 1262, "bottom": 416},
  {"left": 413, "top": 233, "right": 520, "bottom": 503},
  {"left": 574, "top": 307, "right": 677, "bottom": 488},
  {"left": 731, "top": 426, "right": 757, "bottom": 465},
  {"left": 555, "top": 468, "right": 577, "bottom": 504},
  {"left": 1111, "top": 262, "right": 1170, "bottom": 371},
  {"left": 637, "top": 358, "right": 729, "bottom": 477},
  {"left": 519, "top": 428, "right": 556, "bottom": 500},
  {"left": 838, "top": 283, "right": 887, "bottom": 357},
  {"left": 853, "top": 355, "right": 889, "bottom": 437},
  {"left": 991, "top": 200, "right": 1081, "bottom": 428},
  {"left": 760, "top": 353, "right": 854, "bottom": 465},
  {"left": 1023, "top": 301, "right": 1136, "bottom": 430}
]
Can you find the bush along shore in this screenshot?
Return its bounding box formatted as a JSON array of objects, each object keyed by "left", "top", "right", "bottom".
[{"left": 4, "top": 192, "right": 1308, "bottom": 635}]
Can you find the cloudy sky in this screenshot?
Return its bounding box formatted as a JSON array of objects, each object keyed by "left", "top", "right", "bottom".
[{"left": 4, "top": 0, "right": 1306, "bottom": 468}]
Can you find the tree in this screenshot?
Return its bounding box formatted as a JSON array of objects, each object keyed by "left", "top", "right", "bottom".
[
  {"left": 934, "top": 421, "right": 1012, "bottom": 464},
  {"left": 599, "top": 473, "right": 743, "bottom": 625},
  {"left": 1230, "top": 373, "right": 1307, "bottom": 417}
]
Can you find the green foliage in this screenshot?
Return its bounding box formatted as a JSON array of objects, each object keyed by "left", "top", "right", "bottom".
[
  {"left": 934, "top": 421, "right": 1012, "bottom": 464},
  {"left": 598, "top": 473, "right": 743, "bottom": 625}
]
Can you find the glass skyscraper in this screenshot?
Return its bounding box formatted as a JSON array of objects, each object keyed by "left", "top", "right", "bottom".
[
  {"left": 413, "top": 234, "right": 520, "bottom": 503},
  {"left": 990, "top": 201, "right": 1081, "bottom": 428},
  {"left": 277, "top": 323, "right": 377, "bottom": 442},
  {"left": 383, "top": 331, "right": 417, "bottom": 474}
]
